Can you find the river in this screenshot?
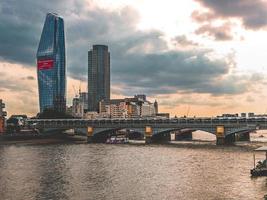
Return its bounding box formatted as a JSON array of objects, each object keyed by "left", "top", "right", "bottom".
[{"left": 0, "top": 132, "right": 267, "bottom": 200}]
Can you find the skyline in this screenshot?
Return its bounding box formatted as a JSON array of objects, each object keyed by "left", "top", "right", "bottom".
[{"left": 1, "top": 0, "right": 267, "bottom": 117}]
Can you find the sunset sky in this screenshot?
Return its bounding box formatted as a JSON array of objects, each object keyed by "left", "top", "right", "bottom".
[{"left": 1, "top": 0, "right": 267, "bottom": 117}]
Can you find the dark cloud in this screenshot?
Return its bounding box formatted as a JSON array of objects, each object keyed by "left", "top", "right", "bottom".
[
  {"left": 195, "top": 23, "right": 233, "bottom": 41},
  {"left": 112, "top": 51, "right": 254, "bottom": 96},
  {"left": 193, "top": 0, "right": 267, "bottom": 30},
  {"left": 0, "top": 0, "right": 85, "bottom": 65},
  {"left": 172, "top": 35, "right": 199, "bottom": 47},
  {"left": 0, "top": 0, "right": 261, "bottom": 97}
]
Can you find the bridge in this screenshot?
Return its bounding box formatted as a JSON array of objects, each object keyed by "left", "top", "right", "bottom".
[{"left": 26, "top": 117, "right": 267, "bottom": 144}]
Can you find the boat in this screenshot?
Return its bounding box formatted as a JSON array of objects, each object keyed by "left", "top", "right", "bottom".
[
  {"left": 250, "top": 146, "right": 267, "bottom": 177},
  {"left": 106, "top": 136, "right": 129, "bottom": 144}
]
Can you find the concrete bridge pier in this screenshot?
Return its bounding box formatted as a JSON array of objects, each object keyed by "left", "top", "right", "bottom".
[
  {"left": 87, "top": 127, "right": 94, "bottom": 143},
  {"left": 215, "top": 125, "right": 236, "bottom": 145},
  {"left": 145, "top": 126, "right": 153, "bottom": 144},
  {"left": 145, "top": 127, "right": 171, "bottom": 144}
]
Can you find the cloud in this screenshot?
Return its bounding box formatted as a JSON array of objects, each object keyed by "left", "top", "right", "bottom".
[
  {"left": 172, "top": 35, "right": 199, "bottom": 47},
  {"left": 0, "top": 0, "right": 262, "bottom": 100},
  {"left": 192, "top": 0, "right": 267, "bottom": 30},
  {"left": 21, "top": 76, "right": 35, "bottom": 80},
  {"left": 195, "top": 22, "right": 234, "bottom": 41},
  {"left": 112, "top": 50, "right": 258, "bottom": 96}
]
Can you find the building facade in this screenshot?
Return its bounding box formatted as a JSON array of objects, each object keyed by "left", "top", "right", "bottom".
[
  {"left": 99, "top": 95, "right": 157, "bottom": 119},
  {"left": 71, "top": 92, "right": 88, "bottom": 117},
  {"left": 0, "top": 99, "right": 7, "bottom": 134},
  {"left": 88, "top": 45, "right": 110, "bottom": 112},
  {"left": 36, "top": 13, "right": 66, "bottom": 113}
]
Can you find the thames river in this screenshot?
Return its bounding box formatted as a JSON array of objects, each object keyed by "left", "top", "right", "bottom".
[{"left": 0, "top": 133, "right": 267, "bottom": 200}]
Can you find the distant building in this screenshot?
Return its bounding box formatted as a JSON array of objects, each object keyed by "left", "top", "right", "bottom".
[
  {"left": 156, "top": 113, "right": 170, "bottom": 119},
  {"left": 36, "top": 13, "right": 66, "bottom": 113},
  {"left": 241, "top": 113, "right": 246, "bottom": 118},
  {"left": 0, "top": 99, "right": 7, "bottom": 118},
  {"left": 0, "top": 99, "right": 7, "bottom": 134},
  {"left": 72, "top": 97, "right": 84, "bottom": 117},
  {"left": 88, "top": 45, "right": 110, "bottom": 112},
  {"left": 79, "top": 92, "right": 88, "bottom": 111},
  {"left": 71, "top": 92, "right": 89, "bottom": 117},
  {"left": 84, "top": 112, "right": 100, "bottom": 119},
  {"left": 154, "top": 100, "right": 158, "bottom": 114},
  {"left": 248, "top": 113, "right": 255, "bottom": 118},
  {"left": 99, "top": 95, "right": 157, "bottom": 118},
  {"left": 217, "top": 113, "right": 238, "bottom": 118}
]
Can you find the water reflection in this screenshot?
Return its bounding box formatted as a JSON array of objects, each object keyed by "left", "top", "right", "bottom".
[
  {"left": 0, "top": 143, "right": 266, "bottom": 200},
  {"left": 34, "top": 145, "right": 70, "bottom": 200}
]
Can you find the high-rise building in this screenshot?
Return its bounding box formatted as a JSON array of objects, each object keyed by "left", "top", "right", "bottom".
[
  {"left": 88, "top": 45, "right": 110, "bottom": 112},
  {"left": 0, "top": 99, "right": 7, "bottom": 134},
  {"left": 36, "top": 13, "right": 66, "bottom": 113}
]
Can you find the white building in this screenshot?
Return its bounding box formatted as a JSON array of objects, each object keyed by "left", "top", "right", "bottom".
[
  {"left": 99, "top": 95, "right": 157, "bottom": 118},
  {"left": 72, "top": 97, "right": 84, "bottom": 117},
  {"left": 71, "top": 92, "right": 89, "bottom": 118},
  {"left": 0, "top": 99, "right": 7, "bottom": 117}
]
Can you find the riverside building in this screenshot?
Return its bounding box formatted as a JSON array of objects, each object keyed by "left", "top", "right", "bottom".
[
  {"left": 88, "top": 45, "right": 110, "bottom": 112},
  {"left": 36, "top": 13, "right": 66, "bottom": 113},
  {"left": 0, "top": 99, "right": 7, "bottom": 134},
  {"left": 99, "top": 95, "right": 158, "bottom": 119}
]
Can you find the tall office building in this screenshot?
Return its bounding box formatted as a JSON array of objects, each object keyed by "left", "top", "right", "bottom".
[
  {"left": 88, "top": 45, "right": 110, "bottom": 112},
  {"left": 36, "top": 13, "right": 66, "bottom": 113}
]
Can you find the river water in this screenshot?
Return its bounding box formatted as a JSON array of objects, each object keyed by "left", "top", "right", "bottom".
[{"left": 0, "top": 133, "right": 267, "bottom": 200}]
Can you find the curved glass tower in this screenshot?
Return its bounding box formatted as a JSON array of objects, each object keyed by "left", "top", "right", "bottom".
[{"left": 36, "top": 13, "right": 66, "bottom": 113}]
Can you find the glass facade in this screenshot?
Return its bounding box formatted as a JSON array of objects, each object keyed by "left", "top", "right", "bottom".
[
  {"left": 36, "top": 13, "right": 66, "bottom": 113},
  {"left": 88, "top": 45, "right": 110, "bottom": 112}
]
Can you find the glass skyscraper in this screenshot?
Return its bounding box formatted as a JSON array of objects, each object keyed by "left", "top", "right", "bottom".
[
  {"left": 88, "top": 45, "right": 110, "bottom": 112},
  {"left": 36, "top": 13, "right": 66, "bottom": 113}
]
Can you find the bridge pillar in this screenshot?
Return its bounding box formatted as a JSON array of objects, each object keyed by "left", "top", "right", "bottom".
[
  {"left": 216, "top": 126, "right": 236, "bottom": 145},
  {"left": 145, "top": 126, "right": 153, "bottom": 144},
  {"left": 87, "top": 127, "right": 94, "bottom": 143},
  {"left": 175, "top": 130, "right": 193, "bottom": 141},
  {"left": 216, "top": 125, "right": 226, "bottom": 145}
]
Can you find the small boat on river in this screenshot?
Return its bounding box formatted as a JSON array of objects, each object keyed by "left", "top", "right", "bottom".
[
  {"left": 106, "top": 136, "right": 129, "bottom": 144},
  {"left": 251, "top": 146, "right": 267, "bottom": 177}
]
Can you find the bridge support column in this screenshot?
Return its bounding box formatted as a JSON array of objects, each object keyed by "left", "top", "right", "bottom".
[
  {"left": 216, "top": 125, "right": 226, "bottom": 145},
  {"left": 87, "top": 127, "right": 94, "bottom": 143},
  {"left": 145, "top": 126, "right": 153, "bottom": 144},
  {"left": 216, "top": 125, "right": 236, "bottom": 145},
  {"left": 175, "top": 131, "right": 193, "bottom": 141}
]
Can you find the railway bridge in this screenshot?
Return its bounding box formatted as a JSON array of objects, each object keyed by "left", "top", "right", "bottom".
[{"left": 26, "top": 117, "right": 267, "bottom": 144}]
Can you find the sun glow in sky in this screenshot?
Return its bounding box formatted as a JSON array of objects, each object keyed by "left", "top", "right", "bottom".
[{"left": 1, "top": 0, "right": 267, "bottom": 117}]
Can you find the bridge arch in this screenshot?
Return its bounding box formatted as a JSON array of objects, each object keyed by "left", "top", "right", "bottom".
[
  {"left": 151, "top": 127, "right": 216, "bottom": 142},
  {"left": 91, "top": 127, "right": 146, "bottom": 143}
]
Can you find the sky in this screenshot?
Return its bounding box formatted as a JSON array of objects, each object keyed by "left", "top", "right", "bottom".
[{"left": 1, "top": 0, "right": 267, "bottom": 117}]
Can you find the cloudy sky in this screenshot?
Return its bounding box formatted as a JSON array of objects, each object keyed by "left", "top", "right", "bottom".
[{"left": 1, "top": 0, "right": 267, "bottom": 117}]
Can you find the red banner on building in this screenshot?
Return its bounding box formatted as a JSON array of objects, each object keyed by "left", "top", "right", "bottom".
[{"left": 37, "top": 59, "right": 54, "bottom": 70}]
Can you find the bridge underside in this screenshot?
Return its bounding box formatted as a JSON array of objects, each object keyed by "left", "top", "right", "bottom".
[{"left": 36, "top": 127, "right": 255, "bottom": 145}]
